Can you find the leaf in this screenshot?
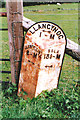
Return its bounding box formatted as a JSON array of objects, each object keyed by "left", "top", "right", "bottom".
[{"left": 66, "top": 99, "right": 69, "bottom": 104}]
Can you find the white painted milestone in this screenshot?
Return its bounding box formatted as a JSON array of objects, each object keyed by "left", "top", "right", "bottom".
[{"left": 18, "top": 21, "right": 67, "bottom": 99}]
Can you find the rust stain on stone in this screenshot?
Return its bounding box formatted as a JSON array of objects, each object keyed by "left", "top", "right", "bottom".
[
  {"left": 18, "top": 21, "right": 66, "bottom": 99},
  {"left": 18, "top": 39, "right": 42, "bottom": 98}
]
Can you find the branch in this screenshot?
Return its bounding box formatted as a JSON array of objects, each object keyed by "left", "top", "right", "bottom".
[
  {"left": 23, "top": 16, "right": 80, "bottom": 61},
  {"left": 23, "top": 16, "right": 35, "bottom": 30},
  {"left": 66, "top": 38, "right": 80, "bottom": 61}
]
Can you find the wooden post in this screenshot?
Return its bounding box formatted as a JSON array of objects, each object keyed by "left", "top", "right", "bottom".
[{"left": 6, "top": 0, "right": 23, "bottom": 84}]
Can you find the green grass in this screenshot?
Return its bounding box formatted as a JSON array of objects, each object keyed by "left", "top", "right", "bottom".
[
  {"left": 23, "top": 3, "right": 78, "bottom": 11},
  {"left": 0, "top": 3, "right": 79, "bottom": 119},
  {"left": 1, "top": 83, "right": 80, "bottom": 119},
  {"left": 23, "top": 3, "right": 78, "bottom": 43}
]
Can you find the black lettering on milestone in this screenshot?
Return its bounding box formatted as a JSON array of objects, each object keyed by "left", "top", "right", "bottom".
[
  {"left": 56, "top": 31, "right": 61, "bottom": 36},
  {"left": 47, "top": 24, "right": 50, "bottom": 29},
  {"left": 44, "top": 54, "right": 46, "bottom": 59},
  {"left": 58, "top": 35, "right": 64, "bottom": 39},
  {"left": 38, "top": 24, "right": 42, "bottom": 29},
  {"left": 25, "top": 46, "right": 28, "bottom": 49},
  {"left": 32, "top": 45, "right": 34, "bottom": 48},
  {"left": 56, "top": 54, "right": 61, "bottom": 59},
  {"left": 33, "top": 27, "right": 36, "bottom": 30},
  {"left": 51, "top": 25, "right": 55, "bottom": 30},
  {"left": 48, "top": 49, "right": 50, "bottom": 53},
  {"left": 54, "top": 50, "right": 55, "bottom": 53},
  {"left": 46, "top": 54, "right": 49, "bottom": 59},
  {"left": 27, "top": 50, "right": 29, "bottom": 55},
  {"left": 57, "top": 50, "right": 59, "bottom": 53},
  {"left": 52, "top": 27, "right": 58, "bottom": 32},
  {"left": 33, "top": 52, "right": 37, "bottom": 58},
  {"left": 38, "top": 51, "right": 41, "bottom": 55},
  {"left": 48, "top": 31, "right": 51, "bottom": 34},
  {"left": 51, "top": 49, "right": 53, "bottom": 52},
  {"left": 28, "top": 60, "right": 30, "bottom": 62},
  {"left": 45, "top": 65, "right": 53, "bottom": 68},
  {"left": 30, "top": 45, "right": 32, "bottom": 48},
  {"left": 33, "top": 26, "right": 38, "bottom": 32},
  {"left": 42, "top": 24, "right": 46, "bottom": 29},
  {"left": 29, "top": 30, "right": 34, "bottom": 34},
  {"left": 50, "top": 54, "right": 53, "bottom": 59},
  {"left": 39, "top": 32, "right": 42, "bottom": 37},
  {"left": 50, "top": 34, "right": 55, "bottom": 39}
]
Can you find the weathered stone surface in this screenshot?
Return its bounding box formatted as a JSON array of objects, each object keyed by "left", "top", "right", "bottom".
[{"left": 18, "top": 21, "right": 67, "bottom": 99}]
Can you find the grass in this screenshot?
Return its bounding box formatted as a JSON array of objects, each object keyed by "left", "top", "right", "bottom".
[
  {"left": 23, "top": 3, "right": 78, "bottom": 42},
  {"left": 0, "top": 3, "right": 79, "bottom": 119},
  {"left": 1, "top": 83, "right": 80, "bottom": 119}
]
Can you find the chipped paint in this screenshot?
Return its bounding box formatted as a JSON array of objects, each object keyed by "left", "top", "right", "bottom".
[{"left": 18, "top": 21, "right": 67, "bottom": 99}]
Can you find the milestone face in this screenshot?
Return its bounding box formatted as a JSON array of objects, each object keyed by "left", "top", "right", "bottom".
[{"left": 18, "top": 21, "right": 67, "bottom": 99}]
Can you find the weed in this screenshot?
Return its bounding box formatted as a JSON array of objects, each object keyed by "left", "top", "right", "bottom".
[{"left": 1, "top": 83, "right": 79, "bottom": 119}]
